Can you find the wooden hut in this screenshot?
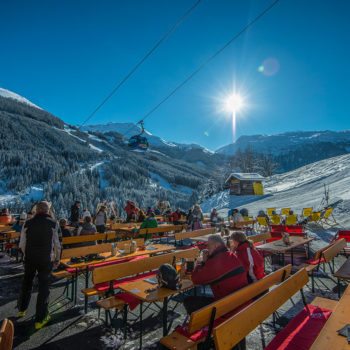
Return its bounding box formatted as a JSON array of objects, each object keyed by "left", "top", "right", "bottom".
[{"left": 225, "top": 173, "right": 265, "bottom": 195}]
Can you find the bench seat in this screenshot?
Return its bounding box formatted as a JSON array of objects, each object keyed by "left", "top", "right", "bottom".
[
  {"left": 264, "top": 304, "right": 332, "bottom": 350},
  {"left": 96, "top": 296, "right": 125, "bottom": 311}
]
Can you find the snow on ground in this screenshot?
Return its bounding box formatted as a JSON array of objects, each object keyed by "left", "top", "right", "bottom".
[
  {"left": 202, "top": 153, "right": 350, "bottom": 227},
  {"left": 88, "top": 143, "right": 103, "bottom": 153},
  {"left": 0, "top": 87, "right": 42, "bottom": 109},
  {"left": 149, "top": 172, "right": 193, "bottom": 195},
  {"left": 0, "top": 185, "right": 44, "bottom": 206},
  {"left": 62, "top": 126, "right": 87, "bottom": 143}
]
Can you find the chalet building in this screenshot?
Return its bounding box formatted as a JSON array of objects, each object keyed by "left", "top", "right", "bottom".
[{"left": 225, "top": 173, "right": 265, "bottom": 195}]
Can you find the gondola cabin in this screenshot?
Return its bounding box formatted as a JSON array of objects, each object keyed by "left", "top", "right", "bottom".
[{"left": 225, "top": 173, "right": 264, "bottom": 195}]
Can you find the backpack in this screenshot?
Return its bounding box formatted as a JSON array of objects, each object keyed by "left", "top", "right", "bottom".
[{"left": 157, "top": 264, "right": 181, "bottom": 290}]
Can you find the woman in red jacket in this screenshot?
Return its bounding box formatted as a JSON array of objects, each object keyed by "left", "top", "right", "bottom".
[{"left": 230, "top": 232, "right": 265, "bottom": 283}]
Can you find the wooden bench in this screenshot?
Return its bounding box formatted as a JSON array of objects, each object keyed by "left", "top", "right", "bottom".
[
  {"left": 139, "top": 225, "right": 185, "bottom": 241},
  {"left": 160, "top": 265, "right": 292, "bottom": 350},
  {"left": 61, "top": 233, "right": 106, "bottom": 246},
  {"left": 299, "top": 238, "right": 347, "bottom": 292},
  {"left": 174, "top": 228, "right": 216, "bottom": 246},
  {"left": 334, "top": 257, "right": 350, "bottom": 298},
  {"left": 85, "top": 248, "right": 199, "bottom": 314},
  {"left": 213, "top": 268, "right": 336, "bottom": 350},
  {"left": 310, "top": 285, "right": 350, "bottom": 350},
  {"left": 0, "top": 318, "right": 14, "bottom": 350}
]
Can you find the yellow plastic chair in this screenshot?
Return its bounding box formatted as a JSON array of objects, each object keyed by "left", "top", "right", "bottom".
[
  {"left": 270, "top": 214, "right": 281, "bottom": 225},
  {"left": 309, "top": 211, "right": 321, "bottom": 223},
  {"left": 320, "top": 208, "right": 337, "bottom": 225},
  {"left": 280, "top": 208, "right": 291, "bottom": 216},
  {"left": 302, "top": 207, "right": 313, "bottom": 217},
  {"left": 266, "top": 208, "right": 276, "bottom": 217},
  {"left": 285, "top": 215, "right": 297, "bottom": 226},
  {"left": 257, "top": 216, "right": 269, "bottom": 227}
]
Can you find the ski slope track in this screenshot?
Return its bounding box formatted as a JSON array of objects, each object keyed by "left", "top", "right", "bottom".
[{"left": 203, "top": 154, "right": 350, "bottom": 227}]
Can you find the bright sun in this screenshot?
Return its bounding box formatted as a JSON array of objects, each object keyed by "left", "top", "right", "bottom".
[{"left": 224, "top": 93, "right": 245, "bottom": 113}]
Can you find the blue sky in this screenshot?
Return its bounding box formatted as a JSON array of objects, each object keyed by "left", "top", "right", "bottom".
[{"left": 1, "top": 0, "right": 350, "bottom": 150}]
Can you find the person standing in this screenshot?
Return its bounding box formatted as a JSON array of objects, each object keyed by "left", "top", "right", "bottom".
[
  {"left": 95, "top": 205, "right": 107, "bottom": 233},
  {"left": 17, "top": 201, "right": 61, "bottom": 329},
  {"left": 70, "top": 201, "right": 81, "bottom": 227}
]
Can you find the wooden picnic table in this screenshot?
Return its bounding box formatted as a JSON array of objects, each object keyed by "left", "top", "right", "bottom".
[
  {"left": 60, "top": 244, "right": 175, "bottom": 303},
  {"left": 334, "top": 257, "right": 350, "bottom": 298},
  {"left": 118, "top": 274, "right": 193, "bottom": 348},
  {"left": 256, "top": 236, "right": 313, "bottom": 265},
  {"left": 310, "top": 285, "right": 350, "bottom": 350}
]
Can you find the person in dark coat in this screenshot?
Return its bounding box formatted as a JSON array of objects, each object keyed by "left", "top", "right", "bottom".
[
  {"left": 183, "top": 235, "right": 248, "bottom": 314},
  {"left": 70, "top": 201, "right": 81, "bottom": 227},
  {"left": 58, "top": 218, "right": 71, "bottom": 238},
  {"left": 18, "top": 201, "right": 61, "bottom": 329}
]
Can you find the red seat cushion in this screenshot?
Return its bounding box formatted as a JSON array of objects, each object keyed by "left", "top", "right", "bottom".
[
  {"left": 174, "top": 301, "right": 251, "bottom": 342},
  {"left": 264, "top": 305, "right": 332, "bottom": 350},
  {"left": 88, "top": 255, "right": 147, "bottom": 270},
  {"left": 307, "top": 257, "right": 326, "bottom": 265},
  {"left": 285, "top": 225, "right": 304, "bottom": 234},
  {"left": 338, "top": 230, "right": 350, "bottom": 242},
  {"left": 270, "top": 225, "right": 285, "bottom": 233}
]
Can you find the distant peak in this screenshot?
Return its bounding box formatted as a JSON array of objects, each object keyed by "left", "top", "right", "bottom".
[{"left": 0, "top": 87, "right": 41, "bottom": 109}]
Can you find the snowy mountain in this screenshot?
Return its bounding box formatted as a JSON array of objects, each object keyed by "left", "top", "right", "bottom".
[
  {"left": 0, "top": 88, "right": 213, "bottom": 214},
  {"left": 82, "top": 122, "right": 177, "bottom": 148},
  {"left": 0, "top": 87, "right": 41, "bottom": 110},
  {"left": 82, "top": 122, "right": 222, "bottom": 168},
  {"left": 202, "top": 153, "right": 350, "bottom": 226},
  {"left": 216, "top": 131, "right": 350, "bottom": 156}
]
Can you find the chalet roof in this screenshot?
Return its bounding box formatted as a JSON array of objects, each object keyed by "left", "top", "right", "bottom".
[{"left": 225, "top": 173, "right": 265, "bottom": 183}]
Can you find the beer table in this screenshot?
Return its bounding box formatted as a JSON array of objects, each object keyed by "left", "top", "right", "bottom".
[{"left": 256, "top": 236, "right": 313, "bottom": 265}]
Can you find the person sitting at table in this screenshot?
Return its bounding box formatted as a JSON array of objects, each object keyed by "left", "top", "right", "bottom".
[
  {"left": 139, "top": 212, "right": 158, "bottom": 240},
  {"left": 58, "top": 218, "right": 71, "bottom": 238},
  {"left": 257, "top": 210, "right": 270, "bottom": 224},
  {"left": 170, "top": 208, "right": 183, "bottom": 225},
  {"left": 183, "top": 235, "right": 248, "bottom": 314},
  {"left": 12, "top": 213, "right": 27, "bottom": 232},
  {"left": 137, "top": 209, "right": 146, "bottom": 223},
  {"left": 77, "top": 216, "right": 97, "bottom": 236},
  {"left": 210, "top": 208, "right": 219, "bottom": 226},
  {"left": 230, "top": 231, "right": 265, "bottom": 283},
  {"left": 231, "top": 209, "right": 244, "bottom": 226},
  {"left": 140, "top": 212, "right": 158, "bottom": 229}
]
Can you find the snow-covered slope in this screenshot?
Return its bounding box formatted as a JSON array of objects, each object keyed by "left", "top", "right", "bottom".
[
  {"left": 202, "top": 153, "right": 350, "bottom": 226},
  {"left": 217, "top": 130, "right": 350, "bottom": 155},
  {"left": 81, "top": 122, "right": 177, "bottom": 148},
  {"left": 0, "top": 87, "right": 41, "bottom": 109}
]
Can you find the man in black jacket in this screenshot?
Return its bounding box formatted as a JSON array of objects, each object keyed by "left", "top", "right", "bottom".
[
  {"left": 18, "top": 201, "right": 61, "bottom": 330},
  {"left": 70, "top": 200, "right": 81, "bottom": 227}
]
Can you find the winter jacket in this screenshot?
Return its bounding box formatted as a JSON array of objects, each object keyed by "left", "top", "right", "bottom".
[
  {"left": 70, "top": 205, "right": 80, "bottom": 223},
  {"left": 232, "top": 212, "right": 244, "bottom": 223},
  {"left": 59, "top": 227, "right": 72, "bottom": 238},
  {"left": 95, "top": 211, "right": 107, "bottom": 226},
  {"left": 235, "top": 241, "right": 265, "bottom": 282},
  {"left": 19, "top": 213, "right": 61, "bottom": 263},
  {"left": 140, "top": 217, "right": 158, "bottom": 229},
  {"left": 191, "top": 246, "right": 248, "bottom": 300},
  {"left": 210, "top": 211, "right": 219, "bottom": 222},
  {"left": 78, "top": 222, "right": 97, "bottom": 236},
  {"left": 124, "top": 201, "right": 138, "bottom": 216},
  {"left": 170, "top": 211, "right": 182, "bottom": 222}
]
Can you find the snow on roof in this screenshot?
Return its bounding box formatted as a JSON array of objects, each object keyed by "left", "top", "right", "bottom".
[{"left": 226, "top": 173, "right": 265, "bottom": 182}]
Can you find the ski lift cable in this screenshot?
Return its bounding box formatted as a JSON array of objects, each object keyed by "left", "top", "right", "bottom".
[
  {"left": 130, "top": 0, "right": 281, "bottom": 131},
  {"left": 79, "top": 0, "right": 203, "bottom": 128}
]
